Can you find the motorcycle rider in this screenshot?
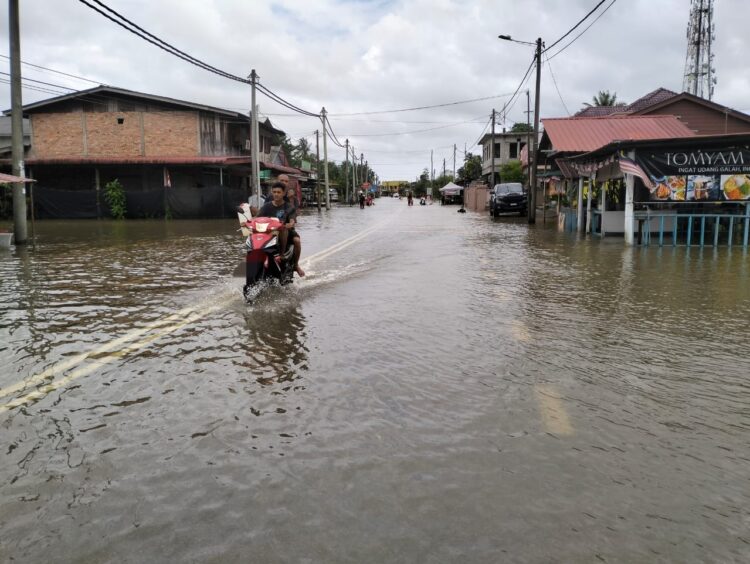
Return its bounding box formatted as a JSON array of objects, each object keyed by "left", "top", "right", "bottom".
[{"left": 257, "top": 182, "right": 305, "bottom": 276}]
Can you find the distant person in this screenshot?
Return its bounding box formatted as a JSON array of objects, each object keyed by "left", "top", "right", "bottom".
[
  {"left": 359, "top": 191, "right": 366, "bottom": 209},
  {"left": 407, "top": 192, "right": 413, "bottom": 206}
]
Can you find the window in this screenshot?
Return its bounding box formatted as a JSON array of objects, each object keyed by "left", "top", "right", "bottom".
[
  {"left": 509, "top": 142, "right": 518, "bottom": 159},
  {"left": 493, "top": 143, "right": 500, "bottom": 159}
]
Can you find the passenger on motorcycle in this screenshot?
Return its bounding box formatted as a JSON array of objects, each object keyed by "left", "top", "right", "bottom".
[
  {"left": 277, "top": 174, "right": 305, "bottom": 277},
  {"left": 258, "top": 182, "right": 305, "bottom": 277}
]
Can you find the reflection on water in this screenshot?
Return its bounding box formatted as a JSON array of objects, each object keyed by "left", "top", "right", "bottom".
[{"left": 1, "top": 208, "right": 750, "bottom": 562}]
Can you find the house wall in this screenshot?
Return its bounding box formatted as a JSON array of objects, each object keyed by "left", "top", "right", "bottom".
[
  {"left": 645, "top": 100, "right": 750, "bottom": 135},
  {"left": 29, "top": 111, "right": 200, "bottom": 159}
]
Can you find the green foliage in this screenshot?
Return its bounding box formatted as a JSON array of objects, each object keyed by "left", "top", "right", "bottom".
[
  {"left": 584, "top": 90, "right": 626, "bottom": 108},
  {"left": 510, "top": 122, "right": 533, "bottom": 133},
  {"left": 499, "top": 160, "right": 524, "bottom": 183},
  {"left": 103, "top": 179, "right": 126, "bottom": 219},
  {"left": 456, "top": 153, "right": 482, "bottom": 185}
]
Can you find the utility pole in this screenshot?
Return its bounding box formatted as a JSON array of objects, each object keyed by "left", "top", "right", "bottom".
[
  {"left": 529, "top": 38, "right": 542, "bottom": 225},
  {"left": 526, "top": 89, "right": 531, "bottom": 194},
  {"left": 10, "top": 0, "right": 27, "bottom": 244},
  {"left": 453, "top": 144, "right": 456, "bottom": 178},
  {"left": 315, "top": 129, "right": 321, "bottom": 211},
  {"left": 345, "top": 138, "right": 350, "bottom": 206},
  {"left": 360, "top": 153, "right": 364, "bottom": 192},
  {"left": 490, "top": 108, "right": 496, "bottom": 189},
  {"left": 430, "top": 149, "right": 434, "bottom": 198},
  {"left": 250, "top": 69, "right": 260, "bottom": 202},
  {"left": 351, "top": 144, "right": 356, "bottom": 204},
  {"left": 321, "top": 108, "right": 330, "bottom": 210}
]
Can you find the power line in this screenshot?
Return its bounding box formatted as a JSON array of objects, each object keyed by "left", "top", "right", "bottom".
[
  {"left": 0, "top": 54, "right": 102, "bottom": 85},
  {"left": 545, "top": 55, "right": 570, "bottom": 116},
  {"left": 77, "top": 0, "right": 319, "bottom": 118},
  {"left": 543, "top": 0, "right": 609, "bottom": 53},
  {"left": 328, "top": 91, "right": 519, "bottom": 116},
  {"left": 547, "top": 0, "right": 618, "bottom": 60},
  {"left": 338, "top": 115, "right": 487, "bottom": 138}
]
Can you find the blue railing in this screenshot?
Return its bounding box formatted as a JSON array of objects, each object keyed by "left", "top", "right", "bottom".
[{"left": 634, "top": 205, "right": 750, "bottom": 248}]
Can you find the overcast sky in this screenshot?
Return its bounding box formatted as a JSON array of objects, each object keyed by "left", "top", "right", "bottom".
[{"left": 1, "top": 0, "right": 748, "bottom": 181}]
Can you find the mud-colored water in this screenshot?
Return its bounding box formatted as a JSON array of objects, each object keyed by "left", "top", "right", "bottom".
[{"left": 2, "top": 200, "right": 749, "bottom": 563}]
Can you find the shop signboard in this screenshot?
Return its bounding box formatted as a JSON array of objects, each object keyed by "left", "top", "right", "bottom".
[{"left": 635, "top": 146, "right": 750, "bottom": 202}]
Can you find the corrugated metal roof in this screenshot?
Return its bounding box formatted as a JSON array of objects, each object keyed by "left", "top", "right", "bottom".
[{"left": 541, "top": 115, "right": 696, "bottom": 153}]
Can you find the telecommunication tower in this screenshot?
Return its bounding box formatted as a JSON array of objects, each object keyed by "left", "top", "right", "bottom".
[{"left": 682, "top": 0, "right": 716, "bottom": 100}]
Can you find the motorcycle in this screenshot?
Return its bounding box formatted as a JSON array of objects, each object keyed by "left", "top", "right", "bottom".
[{"left": 237, "top": 203, "right": 295, "bottom": 300}]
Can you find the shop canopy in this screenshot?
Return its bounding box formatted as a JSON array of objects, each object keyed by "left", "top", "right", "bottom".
[
  {"left": 0, "top": 173, "right": 35, "bottom": 184},
  {"left": 439, "top": 181, "right": 463, "bottom": 195}
]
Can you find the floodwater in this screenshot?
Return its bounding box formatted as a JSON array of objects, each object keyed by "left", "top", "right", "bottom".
[{"left": 1, "top": 199, "right": 750, "bottom": 563}]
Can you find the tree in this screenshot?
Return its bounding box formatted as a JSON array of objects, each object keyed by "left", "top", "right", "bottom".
[
  {"left": 294, "top": 137, "right": 311, "bottom": 163},
  {"left": 456, "top": 153, "right": 482, "bottom": 185},
  {"left": 510, "top": 122, "right": 533, "bottom": 133},
  {"left": 499, "top": 161, "right": 524, "bottom": 183},
  {"left": 584, "top": 90, "right": 625, "bottom": 107}
]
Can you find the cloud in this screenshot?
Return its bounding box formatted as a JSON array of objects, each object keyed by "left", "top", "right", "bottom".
[{"left": 0, "top": 0, "right": 747, "bottom": 180}]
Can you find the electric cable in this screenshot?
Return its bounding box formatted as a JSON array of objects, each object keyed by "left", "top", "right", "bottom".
[
  {"left": 547, "top": 0, "right": 618, "bottom": 60},
  {"left": 328, "top": 91, "right": 520, "bottom": 116},
  {"left": 545, "top": 55, "right": 571, "bottom": 116},
  {"left": 543, "top": 0, "right": 609, "bottom": 53}
]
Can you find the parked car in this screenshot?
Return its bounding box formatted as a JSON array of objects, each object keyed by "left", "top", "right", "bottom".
[
  {"left": 329, "top": 188, "right": 339, "bottom": 203},
  {"left": 490, "top": 182, "right": 527, "bottom": 217}
]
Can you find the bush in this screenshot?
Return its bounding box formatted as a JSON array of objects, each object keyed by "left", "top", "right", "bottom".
[{"left": 104, "top": 179, "right": 126, "bottom": 219}]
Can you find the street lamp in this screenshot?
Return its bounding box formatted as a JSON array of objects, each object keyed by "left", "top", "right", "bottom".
[{"left": 498, "top": 33, "right": 543, "bottom": 224}]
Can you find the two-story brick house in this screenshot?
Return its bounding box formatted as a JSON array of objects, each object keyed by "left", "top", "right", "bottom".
[{"left": 9, "top": 86, "right": 296, "bottom": 218}]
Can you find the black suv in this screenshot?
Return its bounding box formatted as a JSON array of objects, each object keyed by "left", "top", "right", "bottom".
[{"left": 490, "top": 183, "right": 527, "bottom": 217}]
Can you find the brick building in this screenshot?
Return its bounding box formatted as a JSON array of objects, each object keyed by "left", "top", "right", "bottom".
[{"left": 7, "top": 86, "right": 296, "bottom": 218}]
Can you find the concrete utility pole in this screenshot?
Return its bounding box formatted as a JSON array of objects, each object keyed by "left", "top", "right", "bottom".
[
  {"left": 321, "top": 108, "right": 331, "bottom": 210},
  {"left": 315, "top": 129, "right": 321, "bottom": 211},
  {"left": 529, "top": 38, "right": 542, "bottom": 225},
  {"left": 360, "top": 153, "right": 364, "bottom": 189},
  {"left": 490, "top": 108, "right": 496, "bottom": 189},
  {"left": 345, "top": 138, "right": 350, "bottom": 206},
  {"left": 250, "top": 69, "right": 261, "bottom": 201},
  {"left": 453, "top": 144, "right": 456, "bottom": 178},
  {"left": 430, "top": 149, "right": 434, "bottom": 198},
  {"left": 350, "top": 144, "right": 356, "bottom": 204},
  {"left": 9, "top": 0, "right": 27, "bottom": 244}
]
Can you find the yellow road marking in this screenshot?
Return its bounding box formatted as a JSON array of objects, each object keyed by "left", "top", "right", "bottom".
[
  {"left": 2, "top": 220, "right": 389, "bottom": 412},
  {"left": 534, "top": 384, "right": 574, "bottom": 436},
  {"left": 0, "top": 306, "right": 220, "bottom": 413}
]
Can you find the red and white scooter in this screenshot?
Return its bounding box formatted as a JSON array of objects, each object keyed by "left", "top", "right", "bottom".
[{"left": 237, "top": 203, "right": 295, "bottom": 300}]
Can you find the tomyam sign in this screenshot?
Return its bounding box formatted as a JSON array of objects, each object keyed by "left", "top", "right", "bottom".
[{"left": 635, "top": 146, "right": 750, "bottom": 202}]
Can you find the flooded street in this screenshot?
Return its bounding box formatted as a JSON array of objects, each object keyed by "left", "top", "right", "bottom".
[{"left": 2, "top": 199, "right": 750, "bottom": 563}]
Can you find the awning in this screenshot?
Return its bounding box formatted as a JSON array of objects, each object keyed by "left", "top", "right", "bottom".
[
  {"left": 25, "top": 156, "right": 253, "bottom": 165},
  {"left": 0, "top": 172, "right": 35, "bottom": 183},
  {"left": 261, "top": 161, "right": 302, "bottom": 175},
  {"left": 439, "top": 181, "right": 463, "bottom": 195}
]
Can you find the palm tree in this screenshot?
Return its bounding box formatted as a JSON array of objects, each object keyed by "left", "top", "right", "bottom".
[{"left": 583, "top": 90, "right": 625, "bottom": 108}]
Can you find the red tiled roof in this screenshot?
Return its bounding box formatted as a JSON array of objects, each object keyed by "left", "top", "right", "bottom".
[
  {"left": 574, "top": 105, "right": 625, "bottom": 117},
  {"left": 541, "top": 115, "right": 696, "bottom": 153},
  {"left": 625, "top": 87, "right": 678, "bottom": 112},
  {"left": 573, "top": 87, "right": 679, "bottom": 117}
]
